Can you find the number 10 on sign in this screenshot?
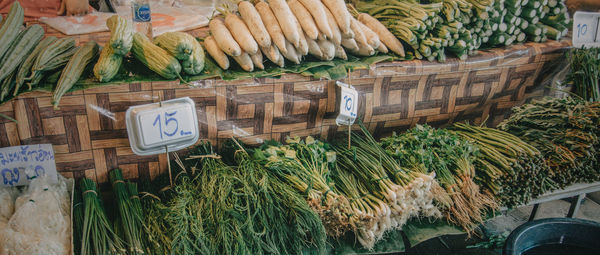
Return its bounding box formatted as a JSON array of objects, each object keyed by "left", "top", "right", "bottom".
[
  {"left": 336, "top": 81, "right": 358, "bottom": 126},
  {"left": 573, "top": 11, "right": 600, "bottom": 48}
]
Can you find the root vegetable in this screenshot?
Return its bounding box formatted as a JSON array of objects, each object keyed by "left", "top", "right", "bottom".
[
  {"left": 306, "top": 36, "right": 323, "bottom": 58},
  {"left": 295, "top": 18, "right": 309, "bottom": 55},
  {"left": 317, "top": 39, "right": 335, "bottom": 60},
  {"left": 377, "top": 42, "right": 388, "bottom": 53},
  {"left": 356, "top": 21, "right": 380, "bottom": 49},
  {"left": 204, "top": 35, "right": 230, "bottom": 69},
  {"left": 268, "top": 0, "right": 300, "bottom": 47},
  {"left": 351, "top": 18, "right": 368, "bottom": 50},
  {"left": 288, "top": 0, "right": 319, "bottom": 40},
  {"left": 335, "top": 45, "right": 347, "bottom": 60},
  {"left": 220, "top": 7, "right": 259, "bottom": 54},
  {"left": 232, "top": 51, "right": 254, "bottom": 71},
  {"left": 297, "top": 0, "right": 333, "bottom": 39},
  {"left": 358, "top": 13, "right": 405, "bottom": 57},
  {"left": 255, "top": 1, "right": 288, "bottom": 54},
  {"left": 250, "top": 51, "right": 264, "bottom": 70},
  {"left": 209, "top": 18, "right": 242, "bottom": 56},
  {"left": 323, "top": 6, "right": 342, "bottom": 46},
  {"left": 260, "top": 44, "right": 284, "bottom": 67},
  {"left": 341, "top": 38, "right": 359, "bottom": 52},
  {"left": 322, "top": 0, "right": 352, "bottom": 37},
  {"left": 238, "top": 1, "right": 271, "bottom": 48},
  {"left": 281, "top": 40, "right": 300, "bottom": 64}
]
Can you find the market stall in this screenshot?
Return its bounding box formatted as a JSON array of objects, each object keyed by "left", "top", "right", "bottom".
[{"left": 0, "top": 0, "right": 598, "bottom": 254}]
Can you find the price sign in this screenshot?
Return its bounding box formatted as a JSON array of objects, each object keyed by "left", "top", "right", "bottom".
[
  {"left": 126, "top": 97, "right": 199, "bottom": 156},
  {"left": 0, "top": 144, "right": 57, "bottom": 187},
  {"left": 336, "top": 81, "right": 359, "bottom": 126},
  {"left": 573, "top": 11, "right": 600, "bottom": 48}
]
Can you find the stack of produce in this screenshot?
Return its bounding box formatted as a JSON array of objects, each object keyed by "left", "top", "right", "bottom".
[
  {"left": 253, "top": 136, "right": 354, "bottom": 238},
  {"left": 332, "top": 125, "right": 440, "bottom": 248},
  {"left": 353, "top": 0, "right": 444, "bottom": 60},
  {"left": 485, "top": 0, "right": 527, "bottom": 48},
  {"left": 204, "top": 0, "right": 403, "bottom": 71},
  {"left": 514, "top": 0, "right": 569, "bottom": 42},
  {"left": 567, "top": 47, "right": 600, "bottom": 102},
  {"left": 451, "top": 123, "right": 554, "bottom": 208},
  {"left": 499, "top": 97, "right": 600, "bottom": 187},
  {"left": 93, "top": 15, "right": 133, "bottom": 83},
  {"left": 0, "top": 176, "right": 72, "bottom": 254},
  {"left": 380, "top": 125, "right": 497, "bottom": 232},
  {"left": 94, "top": 15, "right": 205, "bottom": 84},
  {"left": 141, "top": 141, "right": 327, "bottom": 254}
]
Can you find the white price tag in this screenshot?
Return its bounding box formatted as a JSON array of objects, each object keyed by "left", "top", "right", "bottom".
[
  {"left": 126, "top": 97, "right": 199, "bottom": 156},
  {"left": 0, "top": 144, "right": 57, "bottom": 187},
  {"left": 336, "top": 81, "right": 359, "bottom": 126},
  {"left": 573, "top": 11, "right": 600, "bottom": 48}
]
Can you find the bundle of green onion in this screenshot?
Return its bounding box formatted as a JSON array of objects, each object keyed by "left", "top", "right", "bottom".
[
  {"left": 332, "top": 125, "right": 440, "bottom": 248},
  {"left": 80, "top": 178, "right": 126, "bottom": 255},
  {"left": 109, "top": 169, "right": 147, "bottom": 254},
  {"left": 380, "top": 125, "right": 497, "bottom": 232},
  {"left": 567, "top": 47, "right": 600, "bottom": 102},
  {"left": 499, "top": 97, "right": 600, "bottom": 187},
  {"left": 451, "top": 123, "right": 555, "bottom": 207},
  {"left": 253, "top": 136, "right": 353, "bottom": 238}
]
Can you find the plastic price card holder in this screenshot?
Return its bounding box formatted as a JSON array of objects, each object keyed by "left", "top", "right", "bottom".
[
  {"left": 126, "top": 97, "right": 199, "bottom": 156},
  {"left": 573, "top": 11, "right": 600, "bottom": 48},
  {"left": 336, "top": 81, "right": 359, "bottom": 126}
]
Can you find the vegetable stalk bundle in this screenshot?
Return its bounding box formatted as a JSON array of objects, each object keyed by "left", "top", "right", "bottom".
[
  {"left": 109, "top": 169, "right": 147, "bottom": 254},
  {"left": 451, "top": 123, "right": 555, "bottom": 207},
  {"left": 333, "top": 124, "right": 440, "bottom": 248},
  {"left": 567, "top": 47, "right": 600, "bottom": 102},
  {"left": 141, "top": 141, "right": 328, "bottom": 254},
  {"left": 381, "top": 125, "right": 497, "bottom": 232},
  {"left": 253, "top": 136, "right": 354, "bottom": 238},
  {"left": 499, "top": 97, "right": 600, "bottom": 187},
  {"left": 80, "top": 178, "right": 126, "bottom": 255}
]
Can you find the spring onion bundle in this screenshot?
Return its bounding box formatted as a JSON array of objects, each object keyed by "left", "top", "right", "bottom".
[
  {"left": 567, "top": 47, "right": 600, "bottom": 102},
  {"left": 80, "top": 178, "right": 126, "bottom": 255},
  {"left": 451, "top": 123, "right": 555, "bottom": 207},
  {"left": 499, "top": 97, "right": 600, "bottom": 187},
  {"left": 254, "top": 136, "right": 353, "bottom": 238},
  {"left": 333, "top": 125, "right": 440, "bottom": 248},
  {"left": 109, "top": 169, "right": 147, "bottom": 254},
  {"left": 381, "top": 125, "right": 497, "bottom": 232}
]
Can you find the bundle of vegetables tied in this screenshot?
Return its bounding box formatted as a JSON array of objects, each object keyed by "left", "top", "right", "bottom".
[
  {"left": 0, "top": 2, "right": 205, "bottom": 109},
  {"left": 499, "top": 97, "right": 600, "bottom": 188},
  {"left": 354, "top": 0, "right": 569, "bottom": 62},
  {"left": 204, "top": 0, "right": 405, "bottom": 71},
  {"left": 380, "top": 125, "right": 498, "bottom": 232}
]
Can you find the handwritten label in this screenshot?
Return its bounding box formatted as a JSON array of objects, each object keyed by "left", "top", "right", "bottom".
[
  {"left": 0, "top": 144, "right": 57, "bottom": 187},
  {"left": 336, "top": 81, "right": 359, "bottom": 126},
  {"left": 573, "top": 11, "right": 600, "bottom": 48},
  {"left": 126, "top": 97, "right": 199, "bottom": 156}
]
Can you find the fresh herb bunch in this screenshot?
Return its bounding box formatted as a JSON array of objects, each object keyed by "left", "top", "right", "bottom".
[
  {"left": 253, "top": 136, "right": 353, "bottom": 238},
  {"left": 332, "top": 124, "right": 440, "bottom": 249},
  {"left": 80, "top": 178, "right": 126, "bottom": 255},
  {"left": 451, "top": 123, "right": 555, "bottom": 208},
  {"left": 568, "top": 47, "right": 600, "bottom": 102},
  {"left": 109, "top": 169, "right": 147, "bottom": 254},
  {"left": 499, "top": 97, "right": 600, "bottom": 187},
  {"left": 140, "top": 141, "right": 328, "bottom": 255},
  {"left": 380, "top": 125, "right": 497, "bottom": 232}
]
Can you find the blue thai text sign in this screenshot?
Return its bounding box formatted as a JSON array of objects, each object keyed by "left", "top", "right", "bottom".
[{"left": 0, "top": 144, "right": 57, "bottom": 187}]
